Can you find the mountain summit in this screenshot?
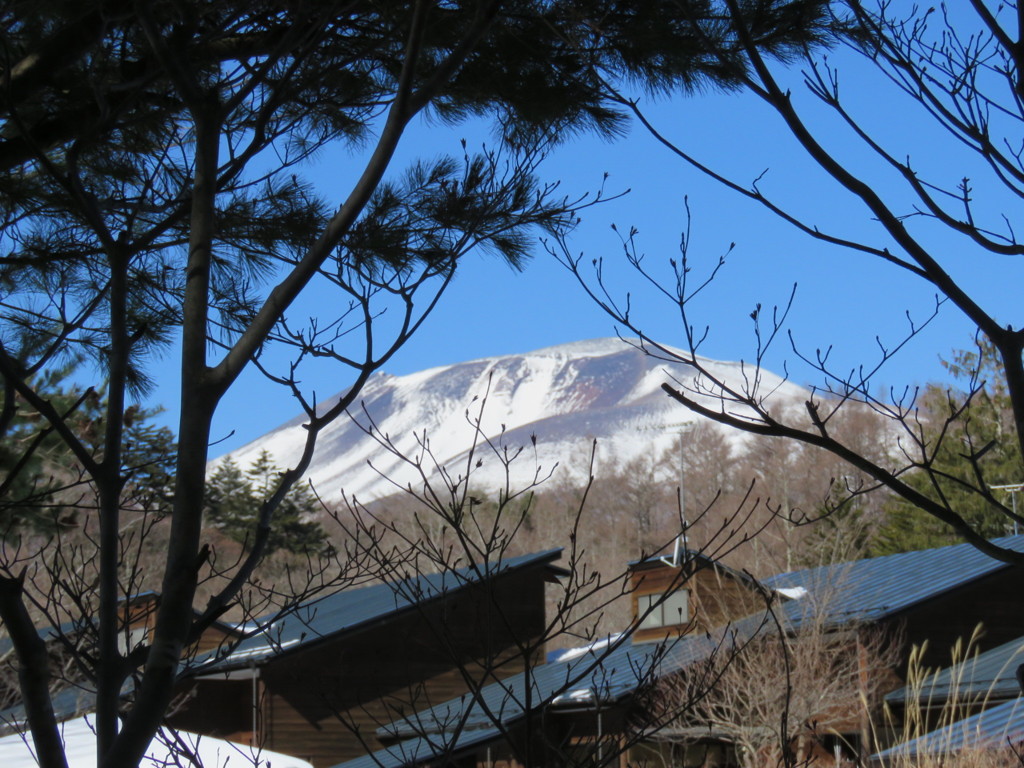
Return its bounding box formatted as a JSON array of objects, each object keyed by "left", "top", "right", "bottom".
[{"left": 221, "top": 338, "right": 807, "bottom": 502}]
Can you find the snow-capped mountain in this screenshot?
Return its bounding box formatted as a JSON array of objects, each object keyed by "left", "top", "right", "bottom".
[{"left": 219, "top": 338, "right": 809, "bottom": 502}]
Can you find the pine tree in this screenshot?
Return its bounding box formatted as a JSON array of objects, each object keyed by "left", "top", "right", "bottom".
[
  {"left": 0, "top": 2, "right": 841, "bottom": 763},
  {"left": 206, "top": 451, "right": 327, "bottom": 555},
  {"left": 0, "top": 369, "right": 176, "bottom": 536},
  {"left": 872, "top": 340, "right": 1024, "bottom": 555}
]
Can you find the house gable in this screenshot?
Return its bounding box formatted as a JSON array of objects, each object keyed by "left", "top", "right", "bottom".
[
  {"left": 171, "top": 550, "right": 561, "bottom": 768},
  {"left": 629, "top": 550, "right": 765, "bottom": 644}
]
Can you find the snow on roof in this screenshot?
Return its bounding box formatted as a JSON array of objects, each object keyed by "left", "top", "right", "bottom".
[
  {"left": 0, "top": 716, "right": 313, "bottom": 768},
  {"left": 548, "top": 633, "right": 624, "bottom": 664},
  {"left": 774, "top": 586, "right": 808, "bottom": 600}
]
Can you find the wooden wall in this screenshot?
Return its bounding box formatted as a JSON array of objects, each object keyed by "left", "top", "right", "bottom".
[
  {"left": 630, "top": 559, "right": 761, "bottom": 644},
  {"left": 171, "top": 559, "right": 1024, "bottom": 768},
  {"left": 171, "top": 563, "right": 550, "bottom": 768}
]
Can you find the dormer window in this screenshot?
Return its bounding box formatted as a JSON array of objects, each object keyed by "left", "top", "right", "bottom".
[
  {"left": 637, "top": 589, "right": 689, "bottom": 629},
  {"left": 117, "top": 625, "right": 149, "bottom": 655}
]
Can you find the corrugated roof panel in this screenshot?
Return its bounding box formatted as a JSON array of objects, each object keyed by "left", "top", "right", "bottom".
[
  {"left": 763, "top": 535, "right": 1024, "bottom": 627},
  {"left": 886, "top": 636, "right": 1024, "bottom": 706},
  {"left": 341, "top": 614, "right": 774, "bottom": 768},
  {"left": 345, "top": 536, "right": 1024, "bottom": 768},
  {"left": 197, "top": 549, "right": 562, "bottom": 673},
  {"left": 873, "top": 696, "right": 1024, "bottom": 759},
  {"left": 0, "top": 684, "right": 98, "bottom": 736},
  {"left": 328, "top": 726, "right": 506, "bottom": 768},
  {"left": 376, "top": 529, "right": 1024, "bottom": 748},
  {"left": 379, "top": 610, "right": 775, "bottom": 741}
]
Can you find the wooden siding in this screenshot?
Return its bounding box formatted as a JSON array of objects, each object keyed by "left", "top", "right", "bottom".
[
  {"left": 171, "top": 557, "right": 1024, "bottom": 768},
  {"left": 454, "top": 560, "right": 1024, "bottom": 768},
  {"left": 122, "top": 593, "right": 238, "bottom": 654},
  {"left": 170, "top": 563, "right": 550, "bottom": 768},
  {"left": 630, "top": 559, "right": 761, "bottom": 644},
  {"left": 167, "top": 678, "right": 253, "bottom": 742}
]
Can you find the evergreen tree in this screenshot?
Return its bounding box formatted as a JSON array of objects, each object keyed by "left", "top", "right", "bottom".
[
  {"left": 0, "top": 368, "right": 75, "bottom": 534},
  {"left": 870, "top": 341, "right": 1024, "bottom": 555},
  {"left": 203, "top": 457, "right": 252, "bottom": 547},
  {"left": 0, "top": 369, "right": 176, "bottom": 536},
  {"left": 0, "top": 2, "right": 839, "bottom": 763},
  {"left": 206, "top": 451, "right": 327, "bottom": 555}
]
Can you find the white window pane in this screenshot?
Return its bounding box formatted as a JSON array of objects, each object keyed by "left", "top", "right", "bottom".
[
  {"left": 638, "top": 593, "right": 662, "bottom": 629},
  {"left": 663, "top": 589, "right": 689, "bottom": 625}
]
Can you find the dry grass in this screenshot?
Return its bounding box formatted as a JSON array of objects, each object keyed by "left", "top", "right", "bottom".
[{"left": 874, "top": 626, "right": 1024, "bottom": 768}]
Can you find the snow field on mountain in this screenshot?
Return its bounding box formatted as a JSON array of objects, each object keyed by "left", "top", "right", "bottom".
[{"left": 217, "top": 338, "right": 808, "bottom": 502}]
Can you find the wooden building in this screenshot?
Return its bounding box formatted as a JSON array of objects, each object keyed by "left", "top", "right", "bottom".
[
  {"left": 336, "top": 546, "right": 772, "bottom": 768},
  {"left": 628, "top": 548, "right": 767, "bottom": 644},
  {"left": 0, "top": 592, "right": 240, "bottom": 734},
  {"left": 667, "top": 533, "right": 1024, "bottom": 765},
  {"left": 334, "top": 535, "right": 1024, "bottom": 768},
  {"left": 170, "top": 549, "right": 565, "bottom": 768},
  {"left": 11, "top": 537, "right": 1024, "bottom": 768}
]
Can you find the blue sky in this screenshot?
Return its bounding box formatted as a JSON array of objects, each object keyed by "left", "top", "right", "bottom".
[{"left": 155, "top": 16, "right": 1021, "bottom": 456}]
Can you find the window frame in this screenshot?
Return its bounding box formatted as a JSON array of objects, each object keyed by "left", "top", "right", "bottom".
[{"left": 637, "top": 588, "right": 689, "bottom": 629}]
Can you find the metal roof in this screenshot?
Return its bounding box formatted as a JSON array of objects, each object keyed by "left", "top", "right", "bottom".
[
  {"left": 0, "top": 623, "right": 69, "bottom": 660},
  {"left": 330, "top": 726, "right": 507, "bottom": 768},
  {"left": 0, "top": 550, "right": 563, "bottom": 738},
  {"left": 0, "top": 592, "right": 233, "bottom": 667},
  {"left": 328, "top": 614, "right": 776, "bottom": 768},
  {"left": 885, "top": 635, "right": 1024, "bottom": 707},
  {"left": 377, "top": 609, "right": 775, "bottom": 742},
  {"left": 333, "top": 536, "right": 1024, "bottom": 768},
  {"left": 629, "top": 549, "right": 759, "bottom": 589},
  {"left": 873, "top": 696, "right": 1024, "bottom": 760},
  {"left": 0, "top": 684, "right": 97, "bottom": 736},
  {"left": 193, "top": 549, "right": 563, "bottom": 674},
  {"left": 763, "top": 534, "right": 1024, "bottom": 628}
]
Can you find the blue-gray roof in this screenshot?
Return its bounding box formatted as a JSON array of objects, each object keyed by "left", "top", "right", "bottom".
[
  {"left": 0, "top": 613, "right": 92, "bottom": 659},
  {"left": 333, "top": 536, "right": 1024, "bottom": 768},
  {"left": 763, "top": 534, "right": 1024, "bottom": 628},
  {"left": 0, "top": 684, "right": 97, "bottom": 736},
  {"left": 195, "top": 549, "right": 563, "bottom": 674},
  {"left": 328, "top": 616, "right": 772, "bottom": 768},
  {"left": 885, "top": 635, "right": 1024, "bottom": 707},
  {"left": 873, "top": 696, "right": 1024, "bottom": 760},
  {"left": 331, "top": 726, "right": 507, "bottom": 768},
  {"left": 0, "top": 592, "right": 230, "bottom": 671},
  {"left": 0, "top": 551, "right": 563, "bottom": 738}
]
